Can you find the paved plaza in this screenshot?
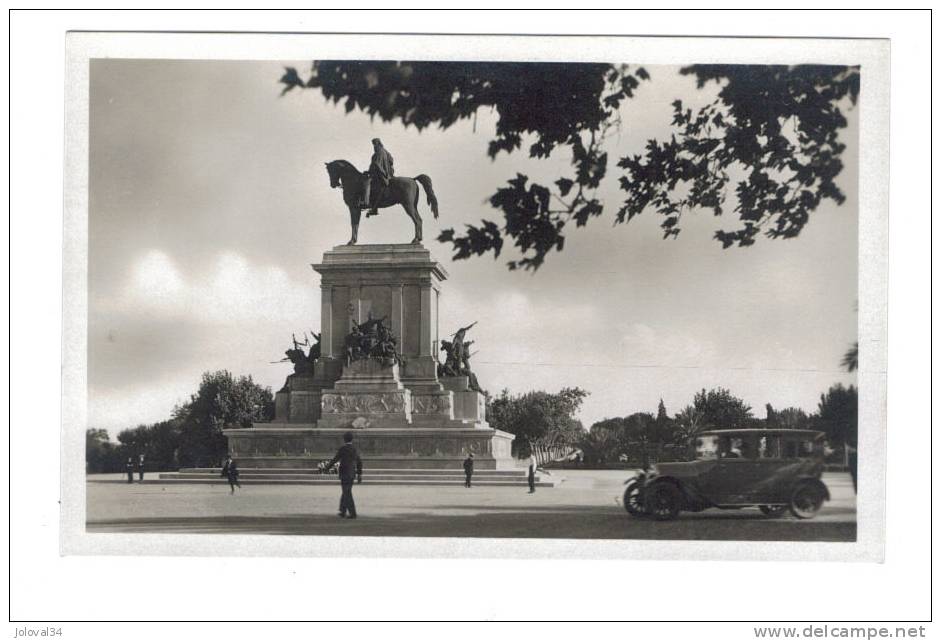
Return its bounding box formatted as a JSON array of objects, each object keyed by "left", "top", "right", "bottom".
[{"left": 86, "top": 470, "right": 856, "bottom": 541}]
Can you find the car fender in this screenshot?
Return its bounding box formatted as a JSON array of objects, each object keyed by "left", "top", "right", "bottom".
[
  {"left": 645, "top": 476, "right": 693, "bottom": 509},
  {"left": 624, "top": 471, "right": 648, "bottom": 486},
  {"left": 793, "top": 477, "right": 830, "bottom": 502}
]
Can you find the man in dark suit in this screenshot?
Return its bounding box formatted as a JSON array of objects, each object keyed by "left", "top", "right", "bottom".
[
  {"left": 325, "top": 431, "right": 363, "bottom": 518},
  {"left": 463, "top": 453, "right": 474, "bottom": 488},
  {"left": 221, "top": 455, "right": 241, "bottom": 494}
]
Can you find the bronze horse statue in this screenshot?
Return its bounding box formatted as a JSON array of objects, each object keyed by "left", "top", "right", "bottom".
[{"left": 325, "top": 160, "right": 439, "bottom": 245}]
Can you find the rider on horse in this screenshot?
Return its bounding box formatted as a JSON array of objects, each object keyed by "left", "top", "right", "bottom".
[{"left": 362, "top": 138, "right": 394, "bottom": 217}]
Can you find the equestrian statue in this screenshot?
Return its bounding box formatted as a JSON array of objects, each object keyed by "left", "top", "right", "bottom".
[{"left": 325, "top": 138, "right": 439, "bottom": 245}]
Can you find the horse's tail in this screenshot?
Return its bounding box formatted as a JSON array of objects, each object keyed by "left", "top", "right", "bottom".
[{"left": 415, "top": 174, "right": 439, "bottom": 219}]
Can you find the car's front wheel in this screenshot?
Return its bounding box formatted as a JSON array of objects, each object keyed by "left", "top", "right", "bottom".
[
  {"left": 789, "top": 484, "right": 825, "bottom": 519},
  {"left": 645, "top": 483, "right": 682, "bottom": 521},
  {"left": 623, "top": 481, "right": 646, "bottom": 516},
  {"left": 759, "top": 505, "right": 787, "bottom": 517}
]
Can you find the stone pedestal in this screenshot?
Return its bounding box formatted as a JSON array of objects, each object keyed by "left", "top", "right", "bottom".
[
  {"left": 313, "top": 244, "right": 445, "bottom": 391},
  {"left": 441, "top": 376, "right": 488, "bottom": 423},
  {"left": 317, "top": 359, "right": 412, "bottom": 429},
  {"left": 272, "top": 359, "right": 343, "bottom": 424},
  {"left": 226, "top": 243, "right": 516, "bottom": 473}
]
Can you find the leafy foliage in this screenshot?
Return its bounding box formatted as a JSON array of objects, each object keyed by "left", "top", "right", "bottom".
[
  {"left": 765, "top": 405, "right": 812, "bottom": 430},
  {"left": 672, "top": 405, "right": 706, "bottom": 444},
  {"left": 282, "top": 61, "right": 857, "bottom": 269},
  {"left": 816, "top": 383, "right": 858, "bottom": 447},
  {"left": 86, "top": 428, "right": 125, "bottom": 473},
  {"left": 692, "top": 387, "right": 754, "bottom": 430},
  {"left": 620, "top": 65, "right": 858, "bottom": 247},
  {"left": 173, "top": 370, "right": 275, "bottom": 466},
  {"left": 487, "top": 386, "right": 588, "bottom": 461},
  {"left": 842, "top": 342, "right": 859, "bottom": 372},
  {"left": 116, "top": 420, "right": 182, "bottom": 471},
  {"left": 85, "top": 371, "right": 276, "bottom": 472}
]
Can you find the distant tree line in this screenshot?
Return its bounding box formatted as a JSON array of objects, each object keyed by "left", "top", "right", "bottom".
[
  {"left": 86, "top": 370, "right": 274, "bottom": 473},
  {"left": 486, "top": 383, "right": 857, "bottom": 468}
]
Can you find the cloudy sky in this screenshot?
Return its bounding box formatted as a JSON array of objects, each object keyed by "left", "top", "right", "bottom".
[{"left": 88, "top": 59, "right": 858, "bottom": 435}]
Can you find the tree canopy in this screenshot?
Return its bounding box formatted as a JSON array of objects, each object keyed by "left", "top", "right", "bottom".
[
  {"left": 816, "top": 383, "right": 858, "bottom": 447},
  {"left": 692, "top": 387, "right": 754, "bottom": 430},
  {"left": 282, "top": 61, "right": 858, "bottom": 270},
  {"left": 172, "top": 370, "right": 274, "bottom": 466},
  {"left": 487, "top": 386, "right": 587, "bottom": 461}
]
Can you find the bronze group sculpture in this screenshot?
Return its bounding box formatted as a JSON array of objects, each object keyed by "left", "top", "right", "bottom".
[
  {"left": 438, "top": 322, "right": 482, "bottom": 392},
  {"left": 276, "top": 332, "right": 321, "bottom": 375},
  {"left": 344, "top": 315, "right": 403, "bottom": 367},
  {"left": 325, "top": 141, "right": 439, "bottom": 245}
]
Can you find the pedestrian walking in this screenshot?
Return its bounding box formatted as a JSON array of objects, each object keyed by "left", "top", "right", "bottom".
[
  {"left": 137, "top": 454, "right": 145, "bottom": 482},
  {"left": 324, "top": 431, "right": 363, "bottom": 518},
  {"left": 125, "top": 457, "right": 134, "bottom": 484},
  {"left": 221, "top": 455, "right": 241, "bottom": 494},
  {"left": 463, "top": 453, "right": 474, "bottom": 488},
  {"left": 527, "top": 452, "right": 537, "bottom": 494}
]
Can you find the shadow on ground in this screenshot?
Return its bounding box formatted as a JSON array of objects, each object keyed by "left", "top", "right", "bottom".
[{"left": 87, "top": 503, "right": 857, "bottom": 541}]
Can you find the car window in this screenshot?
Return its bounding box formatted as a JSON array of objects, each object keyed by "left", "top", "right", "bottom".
[
  {"left": 798, "top": 439, "right": 816, "bottom": 458},
  {"left": 695, "top": 435, "right": 719, "bottom": 460},
  {"left": 759, "top": 436, "right": 782, "bottom": 459},
  {"left": 717, "top": 436, "right": 747, "bottom": 459},
  {"left": 739, "top": 436, "right": 758, "bottom": 459}
]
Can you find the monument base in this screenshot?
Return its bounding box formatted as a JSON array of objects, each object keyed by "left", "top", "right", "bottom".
[{"left": 223, "top": 425, "right": 516, "bottom": 470}]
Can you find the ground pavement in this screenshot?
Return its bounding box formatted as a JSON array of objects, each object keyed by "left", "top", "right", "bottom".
[{"left": 86, "top": 470, "right": 856, "bottom": 541}]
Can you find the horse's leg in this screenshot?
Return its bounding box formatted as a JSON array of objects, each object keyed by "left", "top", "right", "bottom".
[
  {"left": 348, "top": 205, "right": 361, "bottom": 245},
  {"left": 405, "top": 183, "right": 422, "bottom": 244}
]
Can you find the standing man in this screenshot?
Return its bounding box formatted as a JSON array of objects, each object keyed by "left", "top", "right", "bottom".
[
  {"left": 363, "top": 138, "right": 394, "bottom": 217},
  {"left": 137, "top": 454, "right": 145, "bottom": 483},
  {"left": 125, "top": 457, "right": 134, "bottom": 484},
  {"left": 463, "top": 453, "right": 474, "bottom": 488},
  {"left": 325, "top": 431, "right": 363, "bottom": 519},
  {"left": 221, "top": 455, "right": 241, "bottom": 495},
  {"left": 527, "top": 451, "right": 538, "bottom": 494}
]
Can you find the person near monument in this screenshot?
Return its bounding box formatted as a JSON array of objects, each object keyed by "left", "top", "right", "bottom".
[
  {"left": 527, "top": 452, "right": 538, "bottom": 494},
  {"left": 463, "top": 453, "right": 474, "bottom": 488},
  {"left": 363, "top": 138, "right": 394, "bottom": 217},
  {"left": 137, "top": 454, "right": 145, "bottom": 483},
  {"left": 221, "top": 455, "right": 241, "bottom": 494},
  {"left": 125, "top": 457, "right": 134, "bottom": 484},
  {"left": 324, "top": 431, "right": 364, "bottom": 518}
]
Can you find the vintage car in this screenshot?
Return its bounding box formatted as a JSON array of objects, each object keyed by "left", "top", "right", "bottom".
[{"left": 622, "top": 429, "right": 830, "bottom": 520}]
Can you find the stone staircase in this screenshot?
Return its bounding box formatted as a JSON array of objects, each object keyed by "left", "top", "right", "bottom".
[{"left": 158, "top": 467, "right": 557, "bottom": 487}]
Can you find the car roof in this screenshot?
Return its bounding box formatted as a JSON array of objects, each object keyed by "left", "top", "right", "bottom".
[{"left": 699, "top": 429, "right": 824, "bottom": 438}]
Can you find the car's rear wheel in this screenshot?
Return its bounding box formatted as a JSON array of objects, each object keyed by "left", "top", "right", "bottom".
[
  {"left": 623, "top": 481, "right": 646, "bottom": 516},
  {"left": 789, "top": 484, "right": 825, "bottom": 519},
  {"left": 759, "top": 505, "right": 787, "bottom": 517},
  {"left": 645, "top": 483, "right": 682, "bottom": 521}
]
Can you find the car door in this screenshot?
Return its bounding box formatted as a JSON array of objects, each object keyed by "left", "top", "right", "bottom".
[
  {"left": 696, "top": 435, "right": 767, "bottom": 504},
  {"left": 749, "top": 435, "right": 794, "bottom": 503}
]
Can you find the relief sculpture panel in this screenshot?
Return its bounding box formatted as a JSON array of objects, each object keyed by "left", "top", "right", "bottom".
[{"left": 322, "top": 392, "right": 407, "bottom": 414}]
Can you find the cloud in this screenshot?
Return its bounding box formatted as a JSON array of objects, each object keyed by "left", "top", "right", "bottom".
[
  {"left": 616, "top": 322, "right": 718, "bottom": 368},
  {"left": 121, "top": 249, "right": 316, "bottom": 325},
  {"left": 89, "top": 250, "right": 320, "bottom": 432}
]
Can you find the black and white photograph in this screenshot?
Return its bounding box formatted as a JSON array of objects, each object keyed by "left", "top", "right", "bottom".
[
  {"left": 11, "top": 8, "right": 932, "bottom": 628},
  {"left": 73, "top": 43, "right": 875, "bottom": 548}
]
